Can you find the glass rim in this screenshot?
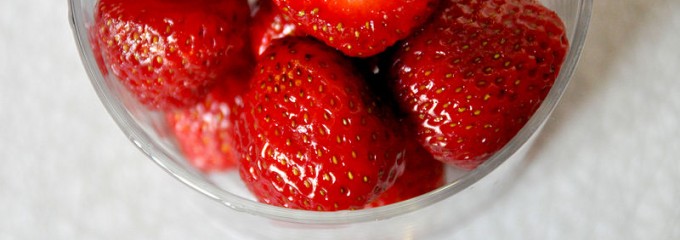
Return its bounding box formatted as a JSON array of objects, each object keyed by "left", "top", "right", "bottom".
[{"left": 69, "top": 0, "right": 593, "bottom": 225}]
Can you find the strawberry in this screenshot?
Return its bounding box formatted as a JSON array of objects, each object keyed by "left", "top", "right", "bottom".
[
  {"left": 367, "top": 127, "right": 445, "bottom": 207},
  {"left": 391, "top": 0, "right": 568, "bottom": 169},
  {"left": 93, "top": 0, "right": 252, "bottom": 110},
  {"left": 250, "top": 0, "right": 300, "bottom": 57},
  {"left": 236, "top": 37, "right": 406, "bottom": 211},
  {"left": 272, "top": 0, "right": 440, "bottom": 57},
  {"left": 165, "top": 73, "right": 249, "bottom": 172}
]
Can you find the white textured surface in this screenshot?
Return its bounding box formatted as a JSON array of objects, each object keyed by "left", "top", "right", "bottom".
[{"left": 1, "top": 0, "right": 679, "bottom": 239}]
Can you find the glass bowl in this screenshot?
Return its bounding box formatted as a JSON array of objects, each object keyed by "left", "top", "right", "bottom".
[{"left": 69, "top": 0, "right": 592, "bottom": 238}]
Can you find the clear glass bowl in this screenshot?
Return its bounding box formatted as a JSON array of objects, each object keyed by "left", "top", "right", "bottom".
[{"left": 69, "top": 0, "right": 592, "bottom": 238}]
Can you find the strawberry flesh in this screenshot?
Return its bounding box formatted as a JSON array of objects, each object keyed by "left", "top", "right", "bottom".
[
  {"left": 273, "top": 0, "right": 440, "bottom": 57},
  {"left": 94, "top": 0, "right": 252, "bottom": 110},
  {"left": 392, "top": 0, "right": 568, "bottom": 169},
  {"left": 236, "top": 37, "right": 406, "bottom": 211},
  {"left": 166, "top": 73, "right": 249, "bottom": 172}
]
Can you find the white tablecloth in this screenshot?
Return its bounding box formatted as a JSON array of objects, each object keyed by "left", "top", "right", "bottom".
[{"left": 1, "top": 0, "right": 678, "bottom": 239}]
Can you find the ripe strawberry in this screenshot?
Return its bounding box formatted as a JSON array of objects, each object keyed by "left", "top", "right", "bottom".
[
  {"left": 236, "top": 37, "right": 406, "bottom": 211},
  {"left": 166, "top": 73, "right": 249, "bottom": 172},
  {"left": 250, "top": 0, "right": 300, "bottom": 57},
  {"left": 367, "top": 127, "right": 445, "bottom": 207},
  {"left": 272, "top": 0, "right": 440, "bottom": 57},
  {"left": 392, "top": 0, "right": 568, "bottom": 169},
  {"left": 94, "top": 0, "right": 252, "bottom": 110}
]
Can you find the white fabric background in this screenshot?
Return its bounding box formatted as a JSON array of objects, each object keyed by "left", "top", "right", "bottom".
[{"left": 1, "top": 0, "right": 679, "bottom": 239}]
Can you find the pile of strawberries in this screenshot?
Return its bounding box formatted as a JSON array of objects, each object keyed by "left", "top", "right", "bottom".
[{"left": 93, "top": 0, "right": 568, "bottom": 211}]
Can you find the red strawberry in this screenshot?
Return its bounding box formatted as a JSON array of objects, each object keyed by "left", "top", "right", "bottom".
[
  {"left": 367, "top": 127, "right": 445, "bottom": 207},
  {"left": 94, "top": 0, "right": 252, "bottom": 110},
  {"left": 272, "top": 0, "right": 440, "bottom": 57},
  {"left": 250, "top": 0, "right": 300, "bottom": 57},
  {"left": 236, "top": 37, "right": 406, "bottom": 211},
  {"left": 392, "top": 0, "right": 568, "bottom": 169},
  {"left": 166, "top": 73, "right": 249, "bottom": 172}
]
